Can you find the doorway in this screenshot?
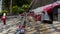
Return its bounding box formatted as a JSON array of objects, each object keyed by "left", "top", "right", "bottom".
[{"left": 53, "top": 6, "right": 60, "bottom": 21}]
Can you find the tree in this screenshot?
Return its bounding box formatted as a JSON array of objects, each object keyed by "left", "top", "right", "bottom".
[
  {"left": 2, "top": 0, "right": 33, "bottom": 15},
  {"left": 12, "top": 0, "right": 32, "bottom": 6},
  {"left": 10, "top": 0, "right": 12, "bottom": 15}
]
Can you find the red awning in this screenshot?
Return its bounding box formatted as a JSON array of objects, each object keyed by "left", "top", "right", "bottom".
[
  {"left": 44, "top": 5, "right": 53, "bottom": 14},
  {"left": 52, "top": 2, "right": 60, "bottom": 8},
  {"left": 44, "top": 2, "right": 60, "bottom": 14},
  {"left": 44, "top": 6, "right": 52, "bottom": 11}
]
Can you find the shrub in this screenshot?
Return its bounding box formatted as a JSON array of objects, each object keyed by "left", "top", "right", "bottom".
[
  {"left": 18, "top": 7, "right": 24, "bottom": 14},
  {"left": 2, "top": 10, "right": 8, "bottom": 15},
  {"left": 12, "top": 5, "right": 30, "bottom": 14},
  {"left": 22, "top": 4, "right": 30, "bottom": 10},
  {"left": 12, "top": 5, "right": 19, "bottom": 15},
  {"left": 12, "top": 5, "right": 25, "bottom": 14},
  {"left": 0, "top": 13, "right": 2, "bottom": 18}
]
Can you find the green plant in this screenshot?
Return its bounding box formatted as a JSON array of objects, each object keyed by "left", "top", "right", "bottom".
[
  {"left": 0, "top": 13, "right": 2, "bottom": 18},
  {"left": 2, "top": 10, "right": 8, "bottom": 15},
  {"left": 13, "top": 5, "right": 25, "bottom": 14},
  {"left": 2, "top": 10, "right": 8, "bottom": 13},
  {"left": 18, "top": 7, "right": 24, "bottom": 14},
  {"left": 12, "top": 5, "right": 30, "bottom": 14},
  {"left": 12, "top": 5, "right": 19, "bottom": 15},
  {"left": 22, "top": 4, "right": 30, "bottom": 10},
  {"left": 17, "top": 4, "right": 30, "bottom": 14}
]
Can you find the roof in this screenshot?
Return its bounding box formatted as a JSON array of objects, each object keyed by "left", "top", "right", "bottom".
[
  {"left": 30, "top": 4, "right": 52, "bottom": 15},
  {"left": 30, "top": 0, "right": 56, "bottom": 9},
  {"left": 30, "top": 1, "right": 60, "bottom": 14}
]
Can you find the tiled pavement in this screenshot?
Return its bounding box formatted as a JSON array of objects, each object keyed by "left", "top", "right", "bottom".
[
  {"left": 0, "top": 18, "right": 21, "bottom": 34},
  {"left": 0, "top": 16, "right": 60, "bottom": 34},
  {"left": 25, "top": 21, "right": 60, "bottom": 34},
  {"left": 0, "top": 19, "right": 60, "bottom": 34}
]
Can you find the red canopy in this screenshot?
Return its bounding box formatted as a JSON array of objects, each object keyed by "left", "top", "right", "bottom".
[
  {"left": 44, "top": 5, "right": 53, "bottom": 14},
  {"left": 44, "top": 2, "right": 60, "bottom": 14},
  {"left": 52, "top": 2, "right": 60, "bottom": 8}
]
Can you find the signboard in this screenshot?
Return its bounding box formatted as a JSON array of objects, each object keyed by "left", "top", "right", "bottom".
[{"left": 58, "top": 8, "right": 60, "bottom": 21}]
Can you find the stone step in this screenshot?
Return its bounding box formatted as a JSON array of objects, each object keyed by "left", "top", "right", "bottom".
[
  {"left": 56, "top": 27, "right": 60, "bottom": 30},
  {"left": 1, "top": 27, "right": 17, "bottom": 34},
  {"left": 46, "top": 28, "right": 55, "bottom": 32},
  {"left": 50, "top": 32, "right": 60, "bottom": 34},
  {"left": 53, "top": 21, "right": 60, "bottom": 24},
  {"left": 26, "top": 30, "right": 36, "bottom": 34},
  {"left": 53, "top": 24, "right": 60, "bottom": 27}
]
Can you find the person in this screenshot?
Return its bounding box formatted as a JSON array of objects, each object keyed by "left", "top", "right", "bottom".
[
  {"left": 42, "top": 11, "right": 52, "bottom": 24},
  {"left": 18, "top": 25, "right": 25, "bottom": 34},
  {"left": 47, "top": 11, "right": 53, "bottom": 24},
  {"left": 1, "top": 13, "right": 6, "bottom": 25}
]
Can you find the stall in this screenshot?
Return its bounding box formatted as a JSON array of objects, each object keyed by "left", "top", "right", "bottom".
[{"left": 29, "top": 1, "right": 60, "bottom": 23}]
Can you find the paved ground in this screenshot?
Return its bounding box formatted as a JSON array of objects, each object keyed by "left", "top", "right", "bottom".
[
  {"left": 0, "top": 15, "right": 26, "bottom": 34},
  {"left": 0, "top": 16, "right": 60, "bottom": 34},
  {"left": 25, "top": 21, "right": 60, "bottom": 34},
  {"left": 0, "top": 18, "right": 21, "bottom": 34}
]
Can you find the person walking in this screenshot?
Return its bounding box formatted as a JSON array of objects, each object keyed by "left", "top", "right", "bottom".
[
  {"left": 18, "top": 25, "right": 25, "bottom": 34},
  {"left": 1, "top": 13, "right": 6, "bottom": 25}
]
